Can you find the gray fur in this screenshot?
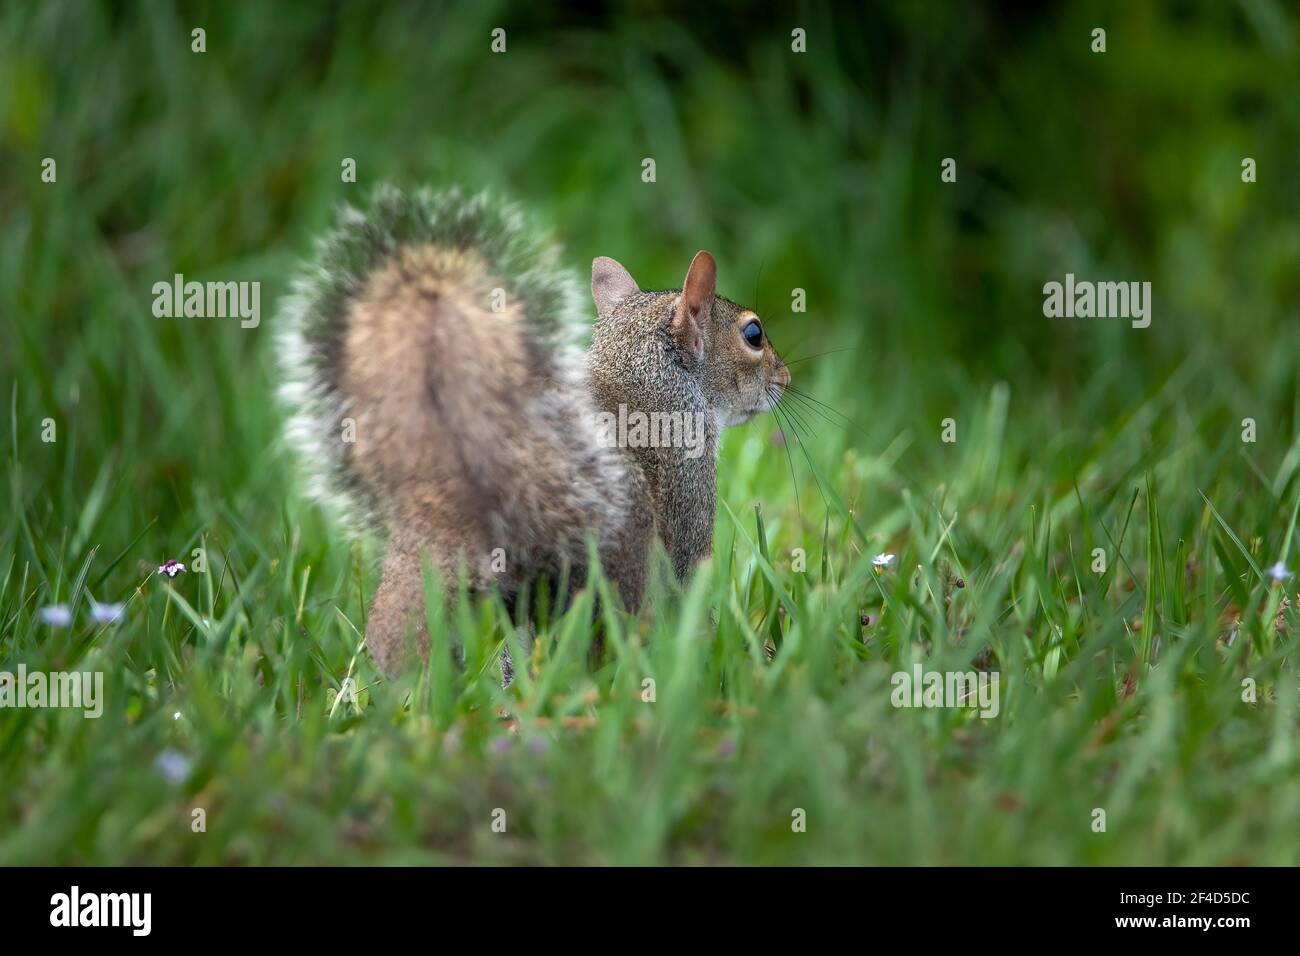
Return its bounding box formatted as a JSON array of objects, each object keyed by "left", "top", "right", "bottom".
[
  {"left": 276, "top": 188, "right": 789, "bottom": 675},
  {"left": 277, "top": 185, "right": 589, "bottom": 534}
]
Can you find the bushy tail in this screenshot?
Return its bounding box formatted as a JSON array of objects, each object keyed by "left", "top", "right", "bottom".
[{"left": 277, "top": 185, "right": 626, "bottom": 570}]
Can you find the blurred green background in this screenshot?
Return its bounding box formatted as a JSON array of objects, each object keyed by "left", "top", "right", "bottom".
[
  {"left": 2, "top": 1, "right": 1299, "bottom": 865},
  {"left": 5, "top": 0, "right": 1297, "bottom": 467}
]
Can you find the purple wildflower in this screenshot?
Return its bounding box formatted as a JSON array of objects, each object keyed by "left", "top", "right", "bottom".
[
  {"left": 154, "top": 749, "right": 192, "bottom": 785},
  {"left": 38, "top": 605, "right": 72, "bottom": 627},
  {"left": 90, "top": 601, "right": 126, "bottom": 624}
]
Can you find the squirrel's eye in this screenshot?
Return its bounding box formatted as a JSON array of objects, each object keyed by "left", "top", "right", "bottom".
[{"left": 741, "top": 319, "right": 763, "bottom": 350}]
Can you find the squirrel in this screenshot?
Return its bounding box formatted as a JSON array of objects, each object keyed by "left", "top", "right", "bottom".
[{"left": 278, "top": 186, "right": 790, "bottom": 675}]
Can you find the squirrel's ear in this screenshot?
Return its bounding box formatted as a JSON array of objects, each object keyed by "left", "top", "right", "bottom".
[
  {"left": 672, "top": 250, "right": 715, "bottom": 365},
  {"left": 591, "top": 257, "right": 639, "bottom": 316}
]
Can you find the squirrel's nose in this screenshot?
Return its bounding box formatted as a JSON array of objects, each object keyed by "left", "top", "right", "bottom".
[{"left": 774, "top": 362, "right": 791, "bottom": 389}]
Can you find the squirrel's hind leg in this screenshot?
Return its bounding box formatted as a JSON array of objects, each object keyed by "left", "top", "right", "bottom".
[
  {"left": 367, "top": 506, "right": 507, "bottom": 677},
  {"left": 366, "top": 516, "right": 480, "bottom": 676},
  {"left": 366, "top": 534, "right": 436, "bottom": 676}
]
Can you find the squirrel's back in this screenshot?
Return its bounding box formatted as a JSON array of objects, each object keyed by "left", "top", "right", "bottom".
[
  {"left": 276, "top": 185, "right": 790, "bottom": 675},
  {"left": 278, "top": 187, "right": 641, "bottom": 669}
]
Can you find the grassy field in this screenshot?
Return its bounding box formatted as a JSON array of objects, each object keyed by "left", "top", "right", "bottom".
[{"left": 2, "top": 1, "right": 1299, "bottom": 864}]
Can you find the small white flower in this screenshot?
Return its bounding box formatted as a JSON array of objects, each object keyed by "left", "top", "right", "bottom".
[
  {"left": 173, "top": 711, "right": 182, "bottom": 721},
  {"left": 872, "top": 553, "right": 896, "bottom": 569},
  {"left": 1266, "top": 561, "right": 1292, "bottom": 582},
  {"left": 157, "top": 559, "right": 186, "bottom": 577},
  {"left": 38, "top": 604, "right": 72, "bottom": 627},
  {"left": 154, "top": 749, "right": 192, "bottom": 785},
  {"left": 90, "top": 601, "right": 126, "bottom": 624}
]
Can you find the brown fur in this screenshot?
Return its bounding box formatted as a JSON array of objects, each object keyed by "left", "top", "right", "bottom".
[
  {"left": 335, "top": 243, "right": 786, "bottom": 675},
  {"left": 587, "top": 252, "right": 791, "bottom": 579}
]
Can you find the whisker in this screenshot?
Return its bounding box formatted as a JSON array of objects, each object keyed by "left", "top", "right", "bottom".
[
  {"left": 783, "top": 385, "right": 868, "bottom": 437},
  {"left": 780, "top": 389, "right": 850, "bottom": 435},
  {"left": 768, "top": 401, "right": 803, "bottom": 531},
  {"left": 764, "top": 385, "right": 830, "bottom": 529},
  {"left": 772, "top": 385, "right": 818, "bottom": 442},
  {"left": 776, "top": 391, "right": 818, "bottom": 439},
  {"left": 786, "top": 405, "right": 831, "bottom": 510},
  {"left": 769, "top": 382, "right": 815, "bottom": 438},
  {"left": 778, "top": 343, "right": 805, "bottom": 366},
  {"left": 783, "top": 347, "right": 858, "bottom": 368},
  {"left": 773, "top": 335, "right": 809, "bottom": 367}
]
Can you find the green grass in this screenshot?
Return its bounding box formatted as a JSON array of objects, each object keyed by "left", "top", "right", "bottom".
[{"left": 2, "top": 0, "right": 1299, "bottom": 864}]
